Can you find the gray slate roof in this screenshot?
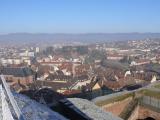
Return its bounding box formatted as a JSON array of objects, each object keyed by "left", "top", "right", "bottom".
[{"left": 1, "top": 67, "right": 33, "bottom": 77}]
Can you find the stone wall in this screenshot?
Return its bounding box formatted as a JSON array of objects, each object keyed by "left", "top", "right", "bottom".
[
  {"left": 128, "top": 106, "right": 139, "bottom": 120},
  {"left": 138, "top": 106, "right": 160, "bottom": 120},
  {"left": 128, "top": 105, "right": 160, "bottom": 120},
  {"left": 102, "top": 97, "right": 132, "bottom": 116}
]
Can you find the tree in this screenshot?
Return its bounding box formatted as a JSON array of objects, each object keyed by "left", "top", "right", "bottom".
[
  {"left": 120, "top": 56, "right": 132, "bottom": 64},
  {"left": 84, "top": 50, "right": 107, "bottom": 64},
  {"left": 46, "top": 46, "right": 54, "bottom": 55},
  {"left": 77, "top": 46, "right": 88, "bottom": 55}
]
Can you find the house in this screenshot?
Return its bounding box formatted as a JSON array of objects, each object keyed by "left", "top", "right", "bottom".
[
  {"left": 62, "top": 90, "right": 81, "bottom": 96},
  {"left": 107, "top": 54, "right": 124, "bottom": 60},
  {"left": 150, "top": 75, "right": 157, "bottom": 83},
  {"left": 132, "top": 71, "right": 157, "bottom": 83},
  {"left": 34, "top": 80, "right": 75, "bottom": 93},
  {"left": 85, "top": 75, "right": 129, "bottom": 92},
  {"left": 0, "top": 67, "right": 34, "bottom": 90},
  {"left": 0, "top": 58, "right": 22, "bottom": 66},
  {"left": 130, "top": 59, "right": 150, "bottom": 66}
]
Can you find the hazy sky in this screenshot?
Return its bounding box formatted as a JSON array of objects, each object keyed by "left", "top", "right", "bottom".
[{"left": 0, "top": 0, "right": 160, "bottom": 33}]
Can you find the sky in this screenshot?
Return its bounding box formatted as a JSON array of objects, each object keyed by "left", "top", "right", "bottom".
[{"left": 0, "top": 0, "right": 160, "bottom": 33}]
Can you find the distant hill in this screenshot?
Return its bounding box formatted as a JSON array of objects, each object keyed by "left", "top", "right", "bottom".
[{"left": 0, "top": 33, "right": 160, "bottom": 44}]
